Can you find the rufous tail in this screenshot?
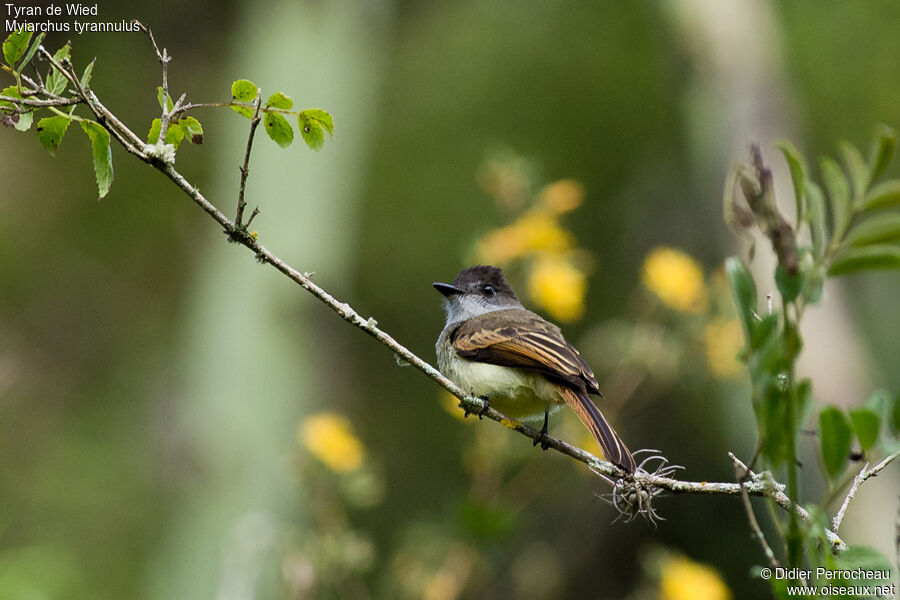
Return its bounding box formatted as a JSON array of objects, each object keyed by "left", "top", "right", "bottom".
[{"left": 559, "top": 386, "right": 635, "bottom": 473}]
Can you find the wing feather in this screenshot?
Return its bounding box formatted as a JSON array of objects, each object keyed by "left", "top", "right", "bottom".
[{"left": 451, "top": 309, "right": 599, "bottom": 392}]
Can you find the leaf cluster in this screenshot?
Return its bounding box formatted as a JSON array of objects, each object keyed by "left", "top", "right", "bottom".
[
  {"left": 1, "top": 31, "right": 335, "bottom": 201},
  {"left": 723, "top": 129, "right": 900, "bottom": 589},
  {"left": 229, "top": 79, "right": 334, "bottom": 151}
]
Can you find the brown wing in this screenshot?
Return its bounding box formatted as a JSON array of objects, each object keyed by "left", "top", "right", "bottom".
[{"left": 451, "top": 309, "right": 600, "bottom": 394}]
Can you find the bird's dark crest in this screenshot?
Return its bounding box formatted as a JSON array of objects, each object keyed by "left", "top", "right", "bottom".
[{"left": 451, "top": 265, "right": 518, "bottom": 300}]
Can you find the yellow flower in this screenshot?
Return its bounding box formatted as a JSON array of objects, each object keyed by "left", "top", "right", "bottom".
[
  {"left": 478, "top": 211, "right": 573, "bottom": 265},
  {"left": 538, "top": 179, "right": 584, "bottom": 214},
  {"left": 518, "top": 212, "right": 573, "bottom": 253},
  {"left": 477, "top": 224, "right": 529, "bottom": 264},
  {"left": 641, "top": 247, "right": 707, "bottom": 313},
  {"left": 299, "top": 412, "right": 365, "bottom": 473},
  {"left": 527, "top": 254, "right": 586, "bottom": 322},
  {"left": 660, "top": 556, "right": 732, "bottom": 600},
  {"left": 704, "top": 318, "right": 744, "bottom": 378}
]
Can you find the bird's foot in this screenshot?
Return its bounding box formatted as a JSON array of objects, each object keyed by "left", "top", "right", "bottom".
[
  {"left": 532, "top": 434, "right": 551, "bottom": 451},
  {"left": 476, "top": 396, "right": 490, "bottom": 419},
  {"left": 532, "top": 410, "right": 550, "bottom": 451},
  {"left": 462, "top": 396, "right": 490, "bottom": 419}
]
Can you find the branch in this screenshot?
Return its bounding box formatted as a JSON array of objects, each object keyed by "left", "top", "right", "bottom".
[
  {"left": 32, "top": 28, "right": 864, "bottom": 552},
  {"left": 732, "top": 453, "right": 781, "bottom": 569},
  {"left": 0, "top": 95, "right": 81, "bottom": 108},
  {"left": 832, "top": 449, "right": 900, "bottom": 533}
]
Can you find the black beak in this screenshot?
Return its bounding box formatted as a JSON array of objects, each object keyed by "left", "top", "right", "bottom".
[{"left": 433, "top": 282, "right": 463, "bottom": 297}]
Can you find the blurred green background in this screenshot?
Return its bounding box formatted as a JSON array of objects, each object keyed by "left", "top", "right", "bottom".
[{"left": 1, "top": 1, "right": 899, "bottom": 598}]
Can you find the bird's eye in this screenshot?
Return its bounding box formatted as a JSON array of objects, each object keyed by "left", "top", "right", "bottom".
[{"left": 482, "top": 285, "right": 495, "bottom": 296}]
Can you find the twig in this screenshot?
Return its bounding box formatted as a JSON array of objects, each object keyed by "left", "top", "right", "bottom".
[
  {"left": 0, "top": 95, "right": 81, "bottom": 108},
  {"left": 833, "top": 449, "right": 900, "bottom": 533},
  {"left": 246, "top": 207, "right": 260, "bottom": 228},
  {"left": 133, "top": 20, "right": 164, "bottom": 64},
  {"left": 235, "top": 88, "right": 263, "bottom": 229},
  {"left": 135, "top": 21, "right": 176, "bottom": 144},
  {"left": 732, "top": 453, "right": 781, "bottom": 569}
]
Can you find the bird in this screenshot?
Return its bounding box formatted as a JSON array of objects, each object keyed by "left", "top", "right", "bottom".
[{"left": 434, "top": 265, "right": 635, "bottom": 473}]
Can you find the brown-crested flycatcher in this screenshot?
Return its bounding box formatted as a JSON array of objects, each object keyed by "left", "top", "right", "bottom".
[{"left": 434, "top": 265, "right": 636, "bottom": 473}]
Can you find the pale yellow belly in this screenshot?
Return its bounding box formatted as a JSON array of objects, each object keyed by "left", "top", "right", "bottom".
[{"left": 438, "top": 348, "right": 564, "bottom": 421}]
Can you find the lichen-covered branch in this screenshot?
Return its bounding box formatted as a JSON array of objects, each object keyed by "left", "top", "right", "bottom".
[{"left": 832, "top": 449, "right": 900, "bottom": 533}]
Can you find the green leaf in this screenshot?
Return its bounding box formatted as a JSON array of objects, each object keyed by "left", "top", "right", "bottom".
[
  {"left": 838, "top": 140, "right": 869, "bottom": 202},
  {"left": 263, "top": 112, "right": 293, "bottom": 148},
  {"left": 146, "top": 119, "right": 160, "bottom": 143},
  {"left": 868, "top": 124, "right": 897, "bottom": 182},
  {"left": 819, "top": 407, "right": 851, "bottom": 478},
  {"left": 2, "top": 30, "right": 32, "bottom": 67},
  {"left": 804, "top": 268, "right": 824, "bottom": 304},
  {"left": 157, "top": 86, "right": 174, "bottom": 111},
  {"left": 13, "top": 110, "right": 32, "bottom": 132},
  {"left": 829, "top": 245, "right": 900, "bottom": 276},
  {"left": 79, "top": 58, "right": 95, "bottom": 89},
  {"left": 0, "top": 86, "right": 32, "bottom": 131},
  {"left": 864, "top": 180, "right": 900, "bottom": 210},
  {"left": 749, "top": 313, "right": 778, "bottom": 351},
  {"left": 849, "top": 407, "right": 879, "bottom": 451},
  {"left": 0, "top": 85, "right": 20, "bottom": 109},
  {"left": 725, "top": 256, "right": 757, "bottom": 343},
  {"left": 795, "top": 379, "right": 814, "bottom": 430},
  {"left": 231, "top": 105, "right": 254, "bottom": 118},
  {"left": 230, "top": 79, "right": 258, "bottom": 118},
  {"left": 775, "top": 263, "right": 802, "bottom": 303},
  {"left": 301, "top": 108, "right": 334, "bottom": 136},
  {"left": 146, "top": 118, "right": 184, "bottom": 149},
  {"left": 35, "top": 115, "right": 71, "bottom": 155},
  {"left": 265, "top": 92, "right": 292, "bottom": 110},
  {"left": 45, "top": 43, "right": 72, "bottom": 96},
  {"left": 298, "top": 115, "right": 324, "bottom": 151},
  {"left": 80, "top": 120, "right": 113, "bottom": 199},
  {"left": 760, "top": 383, "right": 793, "bottom": 466},
  {"left": 231, "top": 79, "right": 257, "bottom": 101},
  {"left": 846, "top": 214, "right": 900, "bottom": 246},
  {"left": 776, "top": 140, "right": 808, "bottom": 225},
  {"left": 178, "top": 116, "right": 203, "bottom": 144},
  {"left": 805, "top": 180, "right": 827, "bottom": 257},
  {"left": 166, "top": 123, "right": 184, "bottom": 148},
  {"left": 298, "top": 108, "right": 337, "bottom": 151},
  {"left": 16, "top": 32, "right": 45, "bottom": 74},
  {"left": 820, "top": 157, "right": 851, "bottom": 240}
]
